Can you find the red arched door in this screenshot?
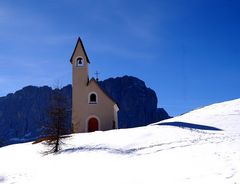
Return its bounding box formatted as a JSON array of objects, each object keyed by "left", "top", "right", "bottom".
[{"left": 88, "top": 117, "right": 99, "bottom": 132}]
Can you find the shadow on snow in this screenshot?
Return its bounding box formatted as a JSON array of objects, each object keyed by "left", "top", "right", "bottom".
[
  {"left": 59, "top": 141, "right": 184, "bottom": 156},
  {"left": 156, "top": 121, "right": 222, "bottom": 131},
  {"left": 60, "top": 145, "right": 141, "bottom": 155},
  {"left": 0, "top": 176, "right": 5, "bottom": 183}
]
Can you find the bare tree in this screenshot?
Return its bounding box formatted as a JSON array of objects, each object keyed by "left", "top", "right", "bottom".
[{"left": 41, "top": 87, "right": 69, "bottom": 154}]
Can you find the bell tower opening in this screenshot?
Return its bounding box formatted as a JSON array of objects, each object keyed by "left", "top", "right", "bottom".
[{"left": 76, "top": 57, "right": 84, "bottom": 67}]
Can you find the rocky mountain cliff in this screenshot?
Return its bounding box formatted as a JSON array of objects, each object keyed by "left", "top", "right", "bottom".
[
  {"left": 98, "top": 76, "right": 170, "bottom": 128},
  {"left": 0, "top": 76, "right": 170, "bottom": 146}
]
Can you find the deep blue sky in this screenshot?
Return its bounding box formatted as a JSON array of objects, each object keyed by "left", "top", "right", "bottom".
[{"left": 0, "top": 0, "right": 240, "bottom": 116}]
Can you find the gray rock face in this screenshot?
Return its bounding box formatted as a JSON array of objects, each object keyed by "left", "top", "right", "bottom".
[
  {"left": 0, "top": 86, "right": 52, "bottom": 145},
  {"left": 99, "top": 76, "right": 168, "bottom": 128},
  {"left": 0, "top": 76, "right": 170, "bottom": 146}
]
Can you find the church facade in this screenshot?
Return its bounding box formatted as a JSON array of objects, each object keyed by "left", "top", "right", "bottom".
[{"left": 70, "top": 38, "right": 119, "bottom": 133}]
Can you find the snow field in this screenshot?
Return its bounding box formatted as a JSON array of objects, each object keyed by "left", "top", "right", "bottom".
[{"left": 0, "top": 98, "right": 240, "bottom": 184}]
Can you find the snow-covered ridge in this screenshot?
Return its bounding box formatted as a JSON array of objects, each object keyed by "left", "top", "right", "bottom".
[
  {"left": 0, "top": 98, "right": 240, "bottom": 184},
  {"left": 159, "top": 98, "right": 240, "bottom": 133}
]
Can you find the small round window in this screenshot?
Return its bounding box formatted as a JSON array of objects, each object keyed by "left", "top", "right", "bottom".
[{"left": 76, "top": 57, "right": 84, "bottom": 67}]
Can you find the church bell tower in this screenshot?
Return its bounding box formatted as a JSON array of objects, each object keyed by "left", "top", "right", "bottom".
[{"left": 70, "top": 37, "right": 90, "bottom": 132}]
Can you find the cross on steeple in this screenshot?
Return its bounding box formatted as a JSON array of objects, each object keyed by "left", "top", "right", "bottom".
[{"left": 95, "top": 71, "right": 100, "bottom": 81}]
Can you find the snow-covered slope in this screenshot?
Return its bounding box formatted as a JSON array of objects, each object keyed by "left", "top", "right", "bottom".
[
  {"left": 159, "top": 98, "right": 240, "bottom": 133},
  {"left": 0, "top": 99, "right": 240, "bottom": 184}
]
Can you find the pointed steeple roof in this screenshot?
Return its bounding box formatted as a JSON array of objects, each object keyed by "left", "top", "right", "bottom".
[{"left": 70, "top": 37, "right": 90, "bottom": 63}]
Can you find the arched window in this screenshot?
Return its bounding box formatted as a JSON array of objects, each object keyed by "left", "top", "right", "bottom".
[
  {"left": 75, "top": 57, "right": 84, "bottom": 67},
  {"left": 88, "top": 92, "right": 98, "bottom": 104}
]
